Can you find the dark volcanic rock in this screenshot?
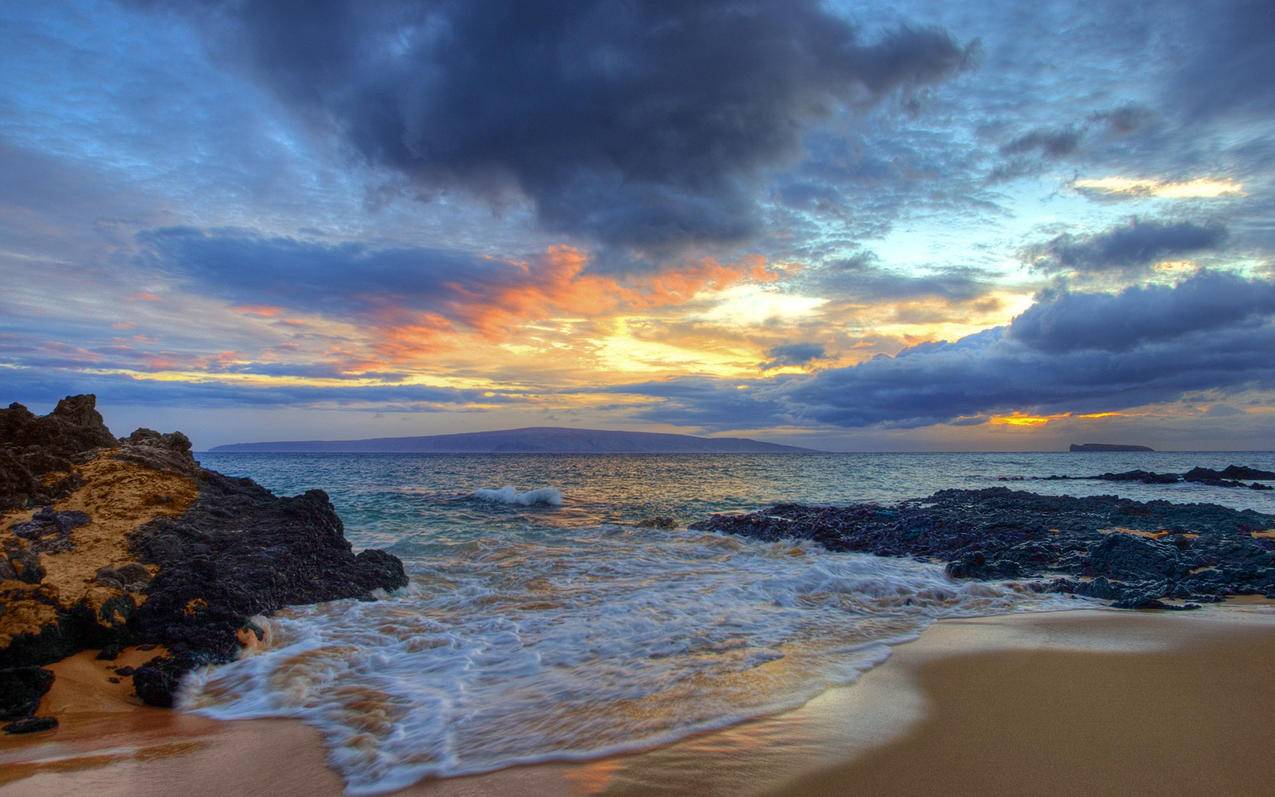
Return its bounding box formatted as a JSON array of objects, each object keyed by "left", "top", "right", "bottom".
[
  {"left": 1, "top": 394, "right": 409, "bottom": 711},
  {"left": 1220, "top": 465, "right": 1275, "bottom": 481},
  {"left": 1183, "top": 467, "right": 1248, "bottom": 488},
  {"left": 126, "top": 469, "right": 408, "bottom": 706},
  {"left": 1006, "top": 464, "right": 1275, "bottom": 490},
  {"left": 1096, "top": 470, "right": 1180, "bottom": 485},
  {"left": 0, "top": 395, "right": 117, "bottom": 511},
  {"left": 691, "top": 488, "right": 1275, "bottom": 608},
  {"left": 11, "top": 507, "right": 91, "bottom": 553},
  {"left": 0, "top": 666, "right": 54, "bottom": 722}
]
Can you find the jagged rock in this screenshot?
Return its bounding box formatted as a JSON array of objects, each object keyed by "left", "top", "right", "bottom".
[
  {"left": 1096, "top": 470, "right": 1180, "bottom": 485},
  {"left": 1183, "top": 467, "right": 1248, "bottom": 488},
  {"left": 1220, "top": 465, "right": 1275, "bottom": 481},
  {"left": 0, "top": 395, "right": 117, "bottom": 511},
  {"left": 692, "top": 488, "right": 1275, "bottom": 609},
  {"left": 10, "top": 507, "right": 91, "bottom": 553},
  {"left": 114, "top": 428, "right": 199, "bottom": 477},
  {"left": 1085, "top": 534, "right": 1182, "bottom": 581},
  {"left": 0, "top": 666, "right": 54, "bottom": 721},
  {"left": 1004, "top": 464, "right": 1275, "bottom": 490},
  {"left": 946, "top": 551, "right": 1022, "bottom": 579},
  {"left": 0, "top": 394, "right": 409, "bottom": 712}
]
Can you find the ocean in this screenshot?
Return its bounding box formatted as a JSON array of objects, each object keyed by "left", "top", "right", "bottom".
[{"left": 184, "top": 451, "right": 1275, "bottom": 793}]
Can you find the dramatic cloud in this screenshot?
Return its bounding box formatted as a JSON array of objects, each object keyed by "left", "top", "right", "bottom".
[
  {"left": 167, "top": 0, "right": 971, "bottom": 252},
  {"left": 1027, "top": 218, "right": 1228, "bottom": 275},
  {"left": 5, "top": 1, "right": 1275, "bottom": 448},
  {"left": 139, "top": 227, "right": 777, "bottom": 352},
  {"left": 1009, "top": 270, "right": 1275, "bottom": 352},
  {"left": 613, "top": 273, "right": 1275, "bottom": 430}
]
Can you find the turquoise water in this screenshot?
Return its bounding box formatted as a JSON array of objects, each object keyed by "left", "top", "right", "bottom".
[
  {"left": 182, "top": 452, "right": 1274, "bottom": 793},
  {"left": 201, "top": 451, "right": 1275, "bottom": 549}
]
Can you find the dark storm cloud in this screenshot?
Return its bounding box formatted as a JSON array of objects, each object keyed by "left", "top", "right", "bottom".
[
  {"left": 161, "top": 0, "right": 971, "bottom": 252},
  {"left": 136, "top": 226, "right": 497, "bottom": 317},
  {"left": 1009, "top": 270, "right": 1275, "bottom": 353},
  {"left": 610, "top": 273, "right": 1275, "bottom": 430},
  {"left": 1027, "top": 218, "right": 1228, "bottom": 275},
  {"left": 763, "top": 342, "right": 825, "bottom": 369}
]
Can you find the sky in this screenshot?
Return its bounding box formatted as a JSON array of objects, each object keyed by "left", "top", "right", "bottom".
[{"left": 2, "top": 0, "right": 1273, "bottom": 451}]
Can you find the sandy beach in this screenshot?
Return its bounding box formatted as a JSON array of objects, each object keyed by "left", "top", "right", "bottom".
[{"left": 4, "top": 602, "right": 1274, "bottom": 797}]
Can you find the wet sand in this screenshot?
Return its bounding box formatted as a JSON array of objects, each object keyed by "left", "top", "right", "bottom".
[{"left": 3, "top": 604, "right": 1274, "bottom": 796}]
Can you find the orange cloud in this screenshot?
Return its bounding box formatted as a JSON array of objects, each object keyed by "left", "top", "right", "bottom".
[{"left": 370, "top": 245, "right": 780, "bottom": 363}]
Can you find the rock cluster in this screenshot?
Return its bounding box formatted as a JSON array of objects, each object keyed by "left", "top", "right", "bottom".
[
  {"left": 0, "top": 395, "right": 118, "bottom": 512},
  {"left": 1000, "top": 465, "right": 1275, "bottom": 490},
  {"left": 691, "top": 487, "right": 1275, "bottom": 609},
  {"left": 0, "top": 395, "right": 408, "bottom": 730}
]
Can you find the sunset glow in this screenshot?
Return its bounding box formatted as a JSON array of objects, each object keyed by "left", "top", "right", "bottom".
[{"left": 2, "top": 1, "right": 1273, "bottom": 451}]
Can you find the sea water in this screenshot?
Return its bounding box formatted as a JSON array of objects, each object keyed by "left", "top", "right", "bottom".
[{"left": 183, "top": 451, "right": 1275, "bottom": 793}]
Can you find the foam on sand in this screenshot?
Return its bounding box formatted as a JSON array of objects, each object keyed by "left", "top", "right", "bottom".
[{"left": 179, "top": 524, "right": 1087, "bottom": 794}]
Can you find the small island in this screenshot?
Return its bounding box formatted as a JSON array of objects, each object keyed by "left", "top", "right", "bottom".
[{"left": 1069, "top": 443, "right": 1155, "bottom": 452}]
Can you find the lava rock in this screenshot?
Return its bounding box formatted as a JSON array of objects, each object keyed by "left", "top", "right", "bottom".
[
  {"left": 3, "top": 716, "right": 59, "bottom": 734},
  {"left": 691, "top": 487, "right": 1275, "bottom": 609},
  {"left": 1096, "top": 470, "right": 1180, "bottom": 485},
  {"left": 1220, "top": 465, "right": 1275, "bottom": 481},
  {"left": 10, "top": 506, "right": 91, "bottom": 554},
  {"left": 123, "top": 470, "right": 408, "bottom": 706},
  {"left": 0, "top": 395, "right": 116, "bottom": 511},
  {"left": 0, "top": 666, "right": 54, "bottom": 721},
  {"left": 1, "top": 394, "right": 409, "bottom": 713},
  {"left": 1085, "top": 534, "right": 1182, "bottom": 581}
]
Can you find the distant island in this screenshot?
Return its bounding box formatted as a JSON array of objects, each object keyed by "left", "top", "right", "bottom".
[
  {"left": 209, "top": 427, "right": 818, "bottom": 454},
  {"left": 1069, "top": 443, "right": 1155, "bottom": 452}
]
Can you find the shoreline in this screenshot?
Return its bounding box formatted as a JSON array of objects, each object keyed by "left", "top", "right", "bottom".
[{"left": 4, "top": 603, "right": 1275, "bottom": 796}]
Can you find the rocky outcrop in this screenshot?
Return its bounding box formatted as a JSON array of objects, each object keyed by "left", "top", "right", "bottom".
[
  {"left": 0, "top": 665, "right": 55, "bottom": 734},
  {"left": 998, "top": 465, "right": 1275, "bottom": 490},
  {"left": 0, "top": 395, "right": 119, "bottom": 512},
  {"left": 691, "top": 488, "right": 1275, "bottom": 609},
  {"left": 0, "top": 395, "right": 408, "bottom": 728}
]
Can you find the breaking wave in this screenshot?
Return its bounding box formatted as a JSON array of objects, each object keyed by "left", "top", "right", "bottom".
[
  {"left": 472, "top": 485, "right": 563, "bottom": 506},
  {"left": 180, "top": 523, "right": 1088, "bottom": 794}
]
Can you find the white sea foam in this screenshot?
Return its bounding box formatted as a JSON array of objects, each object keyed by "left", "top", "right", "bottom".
[
  {"left": 472, "top": 485, "right": 563, "bottom": 506},
  {"left": 180, "top": 524, "right": 1090, "bottom": 794}
]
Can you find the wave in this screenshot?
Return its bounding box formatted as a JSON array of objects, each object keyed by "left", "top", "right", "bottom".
[
  {"left": 180, "top": 524, "right": 1089, "bottom": 794},
  {"left": 472, "top": 485, "right": 563, "bottom": 506}
]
